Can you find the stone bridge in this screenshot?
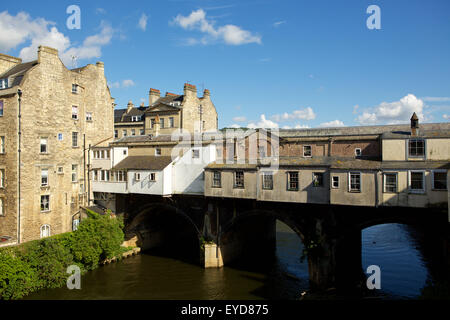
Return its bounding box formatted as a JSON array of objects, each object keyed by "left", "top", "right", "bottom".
[{"left": 118, "top": 194, "right": 450, "bottom": 293}]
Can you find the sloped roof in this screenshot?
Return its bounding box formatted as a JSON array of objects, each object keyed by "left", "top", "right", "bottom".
[
  {"left": 0, "top": 60, "right": 38, "bottom": 88},
  {"left": 114, "top": 156, "right": 173, "bottom": 170}
]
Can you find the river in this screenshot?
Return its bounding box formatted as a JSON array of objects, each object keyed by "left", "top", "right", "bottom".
[{"left": 25, "top": 222, "right": 448, "bottom": 300}]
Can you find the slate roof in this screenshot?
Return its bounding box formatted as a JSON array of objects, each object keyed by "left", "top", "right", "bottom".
[
  {"left": 114, "top": 106, "right": 148, "bottom": 123},
  {"left": 113, "top": 156, "right": 173, "bottom": 170},
  {"left": 0, "top": 60, "right": 38, "bottom": 89}
]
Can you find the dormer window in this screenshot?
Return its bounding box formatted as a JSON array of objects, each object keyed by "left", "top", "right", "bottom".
[
  {"left": 0, "top": 79, "right": 8, "bottom": 89},
  {"left": 72, "top": 84, "right": 78, "bottom": 94},
  {"left": 131, "top": 116, "right": 141, "bottom": 122}
]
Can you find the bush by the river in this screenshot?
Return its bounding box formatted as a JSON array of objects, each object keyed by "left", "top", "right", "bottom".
[{"left": 0, "top": 211, "right": 125, "bottom": 300}]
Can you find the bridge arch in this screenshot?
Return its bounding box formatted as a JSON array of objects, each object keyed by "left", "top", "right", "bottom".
[{"left": 125, "top": 203, "right": 202, "bottom": 263}]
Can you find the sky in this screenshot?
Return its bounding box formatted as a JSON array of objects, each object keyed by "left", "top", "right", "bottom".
[{"left": 1, "top": 0, "right": 449, "bottom": 129}]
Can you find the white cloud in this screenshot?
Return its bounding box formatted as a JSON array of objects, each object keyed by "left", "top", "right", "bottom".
[
  {"left": 0, "top": 11, "right": 113, "bottom": 66},
  {"left": 108, "top": 79, "right": 135, "bottom": 89},
  {"left": 356, "top": 94, "right": 425, "bottom": 125},
  {"left": 96, "top": 8, "right": 106, "bottom": 15},
  {"left": 444, "top": 114, "right": 449, "bottom": 120},
  {"left": 232, "top": 116, "right": 247, "bottom": 122},
  {"left": 247, "top": 115, "right": 279, "bottom": 129},
  {"left": 422, "top": 97, "right": 450, "bottom": 102},
  {"left": 172, "top": 9, "right": 261, "bottom": 45},
  {"left": 319, "top": 120, "right": 345, "bottom": 128},
  {"left": 138, "top": 13, "right": 148, "bottom": 31},
  {"left": 271, "top": 107, "right": 316, "bottom": 122},
  {"left": 352, "top": 105, "right": 359, "bottom": 114},
  {"left": 273, "top": 21, "right": 286, "bottom": 27}
]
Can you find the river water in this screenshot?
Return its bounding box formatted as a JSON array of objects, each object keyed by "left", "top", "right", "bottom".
[{"left": 25, "top": 222, "right": 447, "bottom": 300}]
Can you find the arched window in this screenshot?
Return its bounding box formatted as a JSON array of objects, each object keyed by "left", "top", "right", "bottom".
[{"left": 40, "top": 224, "right": 51, "bottom": 238}]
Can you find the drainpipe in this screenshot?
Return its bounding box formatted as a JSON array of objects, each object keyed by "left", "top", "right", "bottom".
[{"left": 17, "top": 89, "right": 22, "bottom": 244}]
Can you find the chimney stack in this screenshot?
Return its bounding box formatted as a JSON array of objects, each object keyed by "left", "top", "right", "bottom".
[
  {"left": 37, "top": 46, "right": 59, "bottom": 64},
  {"left": 0, "top": 53, "right": 22, "bottom": 75},
  {"left": 149, "top": 88, "right": 160, "bottom": 106},
  {"left": 411, "top": 112, "right": 419, "bottom": 136},
  {"left": 184, "top": 83, "right": 197, "bottom": 99},
  {"left": 127, "top": 100, "right": 134, "bottom": 112},
  {"left": 203, "top": 89, "right": 210, "bottom": 98}
]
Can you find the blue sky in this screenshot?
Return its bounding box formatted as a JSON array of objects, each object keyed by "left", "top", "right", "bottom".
[{"left": 1, "top": 0, "right": 450, "bottom": 129}]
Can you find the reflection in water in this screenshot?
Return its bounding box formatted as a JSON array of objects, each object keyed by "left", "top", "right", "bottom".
[
  {"left": 362, "top": 223, "right": 429, "bottom": 299},
  {"left": 25, "top": 222, "right": 446, "bottom": 300}
]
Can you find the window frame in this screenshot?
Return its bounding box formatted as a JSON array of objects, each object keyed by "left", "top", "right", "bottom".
[
  {"left": 40, "top": 195, "right": 50, "bottom": 212},
  {"left": 155, "top": 148, "right": 161, "bottom": 156},
  {"left": 192, "top": 149, "right": 200, "bottom": 159},
  {"left": 432, "top": 170, "right": 447, "bottom": 191},
  {"left": 355, "top": 148, "right": 362, "bottom": 158},
  {"left": 0, "top": 169, "right": 5, "bottom": 188},
  {"left": 303, "top": 145, "right": 312, "bottom": 158},
  {"left": 408, "top": 139, "right": 426, "bottom": 158},
  {"left": 86, "top": 112, "right": 93, "bottom": 122},
  {"left": 40, "top": 137, "right": 48, "bottom": 154},
  {"left": 72, "top": 105, "right": 79, "bottom": 120},
  {"left": 114, "top": 130, "right": 118, "bottom": 138},
  {"left": 72, "top": 164, "right": 78, "bottom": 183},
  {"left": 40, "top": 224, "right": 51, "bottom": 238},
  {"left": 0, "top": 136, "right": 5, "bottom": 153},
  {"left": 408, "top": 170, "right": 425, "bottom": 194},
  {"left": 234, "top": 171, "right": 245, "bottom": 189},
  {"left": 262, "top": 172, "right": 273, "bottom": 190},
  {"left": 331, "top": 176, "right": 340, "bottom": 189},
  {"left": 134, "top": 172, "right": 141, "bottom": 182},
  {"left": 169, "top": 117, "right": 174, "bottom": 128},
  {"left": 149, "top": 173, "right": 156, "bottom": 182},
  {"left": 212, "top": 171, "right": 222, "bottom": 188},
  {"left": 348, "top": 172, "right": 362, "bottom": 193},
  {"left": 72, "top": 84, "right": 78, "bottom": 94},
  {"left": 287, "top": 171, "right": 299, "bottom": 191},
  {"left": 41, "top": 168, "right": 49, "bottom": 187},
  {"left": 383, "top": 172, "right": 398, "bottom": 193},
  {"left": 313, "top": 172, "right": 324, "bottom": 188},
  {"left": 0, "top": 100, "right": 3, "bottom": 117},
  {"left": 0, "top": 197, "right": 4, "bottom": 216},
  {"left": 72, "top": 132, "right": 79, "bottom": 148}
]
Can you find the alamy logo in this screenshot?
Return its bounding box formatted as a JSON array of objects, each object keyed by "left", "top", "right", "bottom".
[
  {"left": 66, "top": 5, "right": 81, "bottom": 30},
  {"left": 366, "top": 265, "right": 381, "bottom": 290},
  {"left": 366, "top": 5, "right": 381, "bottom": 30},
  {"left": 66, "top": 265, "right": 81, "bottom": 290}
]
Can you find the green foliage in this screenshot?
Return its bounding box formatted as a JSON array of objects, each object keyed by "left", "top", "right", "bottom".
[{"left": 0, "top": 212, "right": 125, "bottom": 300}]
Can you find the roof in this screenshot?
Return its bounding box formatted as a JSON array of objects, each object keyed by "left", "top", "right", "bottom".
[
  {"left": 0, "top": 60, "right": 38, "bottom": 88},
  {"left": 113, "top": 156, "right": 173, "bottom": 170},
  {"left": 381, "top": 129, "right": 450, "bottom": 139},
  {"left": 146, "top": 95, "right": 184, "bottom": 111},
  {"left": 114, "top": 106, "right": 148, "bottom": 123}
]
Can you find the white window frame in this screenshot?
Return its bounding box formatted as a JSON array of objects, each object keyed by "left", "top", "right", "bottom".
[
  {"left": 303, "top": 145, "right": 312, "bottom": 158},
  {"left": 262, "top": 172, "right": 273, "bottom": 190},
  {"left": 212, "top": 171, "right": 221, "bottom": 188},
  {"left": 192, "top": 149, "right": 200, "bottom": 159},
  {"left": 383, "top": 172, "right": 398, "bottom": 193},
  {"left": 408, "top": 170, "right": 425, "bottom": 194},
  {"left": 0, "top": 136, "right": 5, "bottom": 153},
  {"left": 234, "top": 171, "right": 245, "bottom": 189},
  {"left": 72, "top": 84, "right": 78, "bottom": 94},
  {"left": 57, "top": 166, "right": 64, "bottom": 175},
  {"left": 0, "top": 79, "right": 8, "bottom": 90},
  {"left": 72, "top": 106, "right": 78, "bottom": 120},
  {"left": 150, "top": 173, "right": 156, "bottom": 182},
  {"left": 134, "top": 172, "right": 141, "bottom": 182},
  {"left": 86, "top": 112, "right": 93, "bottom": 121},
  {"left": 0, "top": 169, "right": 5, "bottom": 188},
  {"left": 169, "top": 117, "right": 174, "bottom": 128},
  {"left": 407, "top": 139, "right": 426, "bottom": 158},
  {"left": 41, "top": 169, "right": 49, "bottom": 187},
  {"left": 40, "top": 137, "right": 48, "bottom": 154},
  {"left": 0, "top": 198, "right": 4, "bottom": 216},
  {"left": 431, "top": 170, "right": 447, "bottom": 191},
  {"left": 72, "top": 164, "right": 78, "bottom": 183},
  {"left": 72, "top": 132, "right": 78, "bottom": 148},
  {"left": 40, "top": 224, "right": 51, "bottom": 238},
  {"left": 331, "top": 176, "right": 340, "bottom": 189},
  {"left": 155, "top": 148, "right": 161, "bottom": 156},
  {"left": 287, "top": 171, "right": 299, "bottom": 191},
  {"left": 160, "top": 118, "right": 165, "bottom": 129},
  {"left": 355, "top": 148, "right": 362, "bottom": 157},
  {"left": 40, "top": 195, "right": 50, "bottom": 212},
  {"left": 348, "top": 172, "right": 362, "bottom": 192}
]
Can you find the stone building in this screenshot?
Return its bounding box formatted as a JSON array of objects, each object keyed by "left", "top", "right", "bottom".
[
  {"left": 114, "top": 101, "right": 147, "bottom": 139},
  {"left": 0, "top": 46, "right": 114, "bottom": 245}
]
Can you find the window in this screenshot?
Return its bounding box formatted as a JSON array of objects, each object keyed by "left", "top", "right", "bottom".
[
  {"left": 72, "top": 165, "right": 78, "bottom": 183},
  {"left": 40, "top": 138, "right": 48, "bottom": 153},
  {"left": 40, "top": 225, "right": 51, "bottom": 238},
  {"left": 131, "top": 116, "right": 141, "bottom": 122},
  {"left": 72, "top": 106, "right": 78, "bottom": 120},
  {"left": 160, "top": 118, "right": 165, "bottom": 129},
  {"left": 169, "top": 117, "right": 174, "bottom": 128},
  {"left": 258, "top": 146, "right": 266, "bottom": 158},
  {"left": 131, "top": 129, "right": 136, "bottom": 136},
  {"left": 408, "top": 139, "right": 425, "bottom": 157},
  {"left": 0, "top": 169, "right": 4, "bottom": 188},
  {"left": 123, "top": 150, "right": 127, "bottom": 156},
  {"left": 192, "top": 149, "right": 200, "bottom": 158},
  {"left": 134, "top": 173, "right": 141, "bottom": 181},
  {"left": 100, "top": 150, "right": 105, "bottom": 159},
  {"left": 0, "top": 136, "right": 4, "bottom": 153},
  {"left": 313, "top": 172, "right": 324, "bottom": 187},
  {"left": 0, "top": 79, "right": 8, "bottom": 90},
  {"left": 106, "top": 150, "right": 110, "bottom": 159},
  {"left": 262, "top": 172, "right": 273, "bottom": 190},
  {"left": 151, "top": 119, "right": 156, "bottom": 128},
  {"left": 287, "top": 172, "right": 299, "bottom": 191},
  {"left": 332, "top": 176, "right": 340, "bottom": 189},
  {"left": 384, "top": 173, "right": 397, "bottom": 193},
  {"left": 155, "top": 148, "right": 161, "bottom": 156},
  {"left": 72, "top": 132, "right": 78, "bottom": 147},
  {"left": 86, "top": 112, "right": 93, "bottom": 121},
  {"left": 234, "top": 171, "right": 244, "bottom": 188},
  {"left": 123, "top": 130, "right": 127, "bottom": 137},
  {"left": 41, "top": 195, "right": 50, "bottom": 212},
  {"left": 57, "top": 166, "right": 64, "bottom": 174},
  {"left": 150, "top": 173, "right": 156, "bottom": 182},
  {"left": 72, "top": 84, "right": 78, "bottom": 93},
  {"left": 212, "top": 171, "right": 221, "bottom": 188},
  {"left": 41, "top": 169, "right": 49, "bottom": 187},
  {"left": 349, "top": 172, "right": 361, "bottom": 192},
  {"left": 409, "top": 171, "right": 425, "bottom": 193},
  {"left": 355, "top": 148, "right": 362, "bottom": 158},
  {"left": 0, "top": 100, "right": 3, "bottom": 116},
  {"left": 303, "top": 146, "right": 312, "bottom": 157},
  {"left": 432, "top": 171, "right": 447, "bottom": 190},
  {"left": 0, "top": 198, "right": 4, "bottom": 216},
  {"left": 114, "top": 130, "right": 118, "bottom": 138},
  {"left": 58, "top": 133, "right": 63, "bottom": 141}
]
